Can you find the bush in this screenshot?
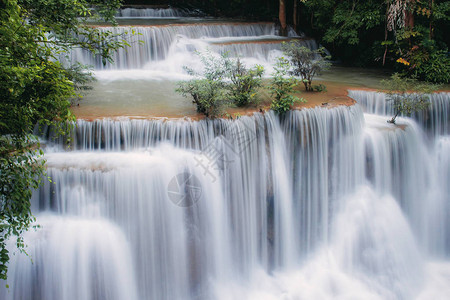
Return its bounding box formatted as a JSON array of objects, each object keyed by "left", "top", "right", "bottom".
[
  {"left": 176, "top": 51, "right": 265, "bottom": 117},
  {"left": 269, "top": 57, "right": 305, "bottom": 113},
  {"left": 282, "top": 42, "right": 331, "bottom": 91},
  {"left": 228, "top": 58, "right": 264, "bottom": 107},
  {"left": 176, "top": 51, "right": 231, "bottom": 118},
  {"left": 176, "top": 79, "right": 228, "bottom": 118}
]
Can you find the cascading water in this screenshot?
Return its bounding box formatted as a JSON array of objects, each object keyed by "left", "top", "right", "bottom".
[
  {"left": 2, "top": 8, "right": 450, "bottom": 300},
  {"left": 352, "top": 90, "right": 450, "bottom": 259},
  {"left": 71, "top": 24, "right": 279, "bottom": 69},
  {"left": 5, "top": 100, "right": 450, "bottom": 299},
  {"left": 116, "top": 7, "right": 191, "bottom": 18},
  {"left": 69, "top": 23, "right": 304, "bottom": 77},
  {"left": 3, "top": 216, "right": 139, "bottom": 300}
]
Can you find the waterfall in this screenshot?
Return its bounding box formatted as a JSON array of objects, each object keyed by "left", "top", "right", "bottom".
[
  {"left": 2, "top": 216, "right": 138, "bottom": 300},
  {"left": 67, "top": 22, "right": 306, "bottom": 76},
  {"left": 117, "top": 8, "right": 191, "bottom": 18},
  {"left": 70, "top": 23, "right": 279, "bottom": 69},
  {"left": 8, "top": 96, "right": 450, "bottom": 299},
  {"left": 2, "top": 5, "right": 450, "bottom": 298},
  {"left": 352, "top": 91, "right": 450, "bottom": 257}
]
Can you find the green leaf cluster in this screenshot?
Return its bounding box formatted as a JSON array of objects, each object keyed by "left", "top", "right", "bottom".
[{"left": 269, "top": 57, "right": 305, "bottom": 114}]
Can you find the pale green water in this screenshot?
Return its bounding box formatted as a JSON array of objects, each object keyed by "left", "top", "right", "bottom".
[
  {"left": 74, "top": 66, "right": 391, "bottom": 119},
  {"left": 319, "top": 66, "right": 392, "bottom": 89},
  {"left": 74, "top": 79, "right": 196, "bottom": 119}
]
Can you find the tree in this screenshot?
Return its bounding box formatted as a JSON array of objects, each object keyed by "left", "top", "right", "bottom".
[
  {"left": 382, "top": 73, "right": 438, "bottom": 123},
  {"left": 0, "top": 0, "right": 126, "bottom": 280},
  {"left": 269, "top": 57, "right": 305, "bottom": 113},
  {"left": 282, "top": 41, "right": 331, "bottom": 91}
]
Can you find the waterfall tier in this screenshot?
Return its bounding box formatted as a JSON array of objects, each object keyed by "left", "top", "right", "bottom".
[
  {"left": 117, "top": 7, "right": 192, "bottom": 18},
  {"left": 71, "top": 23, "right": 274, "bottom": 69},
  {"left": 7, "top": 96, "right": 449, "bottom": 299},
  {"left": 69, "top": 23, "right": 307, "bottom": 71}
]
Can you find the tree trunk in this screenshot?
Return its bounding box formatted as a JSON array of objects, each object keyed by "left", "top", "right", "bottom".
[
  {"left": 279, "top": 0, "right": 287, "bottom": 36},
  {"left": 405, "top": 11, "right": 414, "bottom": 28},
  {"left": 388, "top": 111, "right": 400, "bottom": 124},
  {"left": 405, "top": 0, "right": 415, "bottom": 29}
]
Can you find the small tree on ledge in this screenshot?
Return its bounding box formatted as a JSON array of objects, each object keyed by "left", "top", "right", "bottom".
[
  {"left": 382, "top": 74, "right": 439, "bottom": 124},
  {"left": 282, "top": 42, "right": 331, "bottom": 91}
]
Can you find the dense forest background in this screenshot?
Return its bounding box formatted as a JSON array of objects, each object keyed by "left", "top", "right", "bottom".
[{"left": 123, "top": 0, "right": 450, "bottom": 83}]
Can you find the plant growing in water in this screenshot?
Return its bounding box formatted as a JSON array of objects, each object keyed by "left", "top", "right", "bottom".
[
  {"left": 269, "top": 57, "right": 305, "bottom": 113},
  {"left": 282, "top": 41, "right": 331, "bottom": 91},
  {"left": 382, "top": 73, "right": 439, "bottom": 124}
]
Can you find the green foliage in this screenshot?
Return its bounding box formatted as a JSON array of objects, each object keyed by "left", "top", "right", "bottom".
[
  {"left": 400, "top": 41, "right": 450, "bottom": 84},
  {"left": 321, "top": 0, "right": 384, "bottom": 46},
  {"left": 417, "top": 50, "right": 450, "bottom": 84},
  {"left": 228, "top": 59, "right": 264, "bottom": 107},
  {"left": 17, "top": 0, "right": 127, "bottom": 65},
  {"left": 176, "top": 51, "right": 264, "bottom": 118},
  {"left": 299, "top": 0, "right": 385, "bottom": 65},
  {"left": 0, "top": 0, "right": 124, "bottom": 280},
  {"left": 269, "top": 57, "right": 305, "bottom": 114},
  {"left": 381, "top": 73, "right": 439, "bottom": 124},
  {"left": 190, "top": 50, "right": 233, "bottom": 82},
  {"left": 282, "top": 42, "right": 331, "bottom": 91},
  {"left": 0, "top": 136, "right": 44, "bottom": 280},
  {"left": 169, "top": 0, "right": 278, "bottom": 19}
]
